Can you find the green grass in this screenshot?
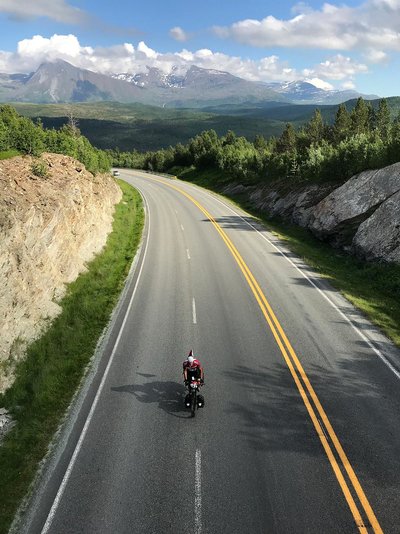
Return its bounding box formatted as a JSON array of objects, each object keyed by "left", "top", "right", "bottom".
[
  {"left": 0, "top": 150, "right": 20, "bottom": 160},
  {"left": 0, "top": 180, "right": 144, "bottom": 534},
  {"left": 179, "top": 167, "right": 400, "bottom": 347}
]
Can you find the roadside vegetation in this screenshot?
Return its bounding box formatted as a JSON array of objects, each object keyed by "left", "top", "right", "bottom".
[
  {"left": 0, "top": 104, "right": 110, "bottom": 173},
  {"left": 0, "top": 149, "right": 20, "bottom": 160},
  {"left": 0, "top": 180, "right": 144, "bottom": 534},
  {"left": 110, "top": 97, "right": 399, "bottom": 186}
]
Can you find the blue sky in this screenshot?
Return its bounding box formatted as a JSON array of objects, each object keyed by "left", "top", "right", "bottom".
[{"left": 0, "top": 0, "right": 399, "bottom": 96}]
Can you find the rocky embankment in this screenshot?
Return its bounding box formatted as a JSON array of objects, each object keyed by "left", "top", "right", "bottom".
[
  {"left": 0, "top": 153, "right": 121, "bottom": 392},
  {"left": 223, "top": 163, "right": 400, "bottom": 264}
]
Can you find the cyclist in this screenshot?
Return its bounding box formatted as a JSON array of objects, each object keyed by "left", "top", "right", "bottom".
[{"left": 183, "top": 349, "right": 204, "bottom": 387}]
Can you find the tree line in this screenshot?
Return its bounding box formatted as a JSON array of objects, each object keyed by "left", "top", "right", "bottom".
[
  {"left": 0, "top": 105, "right": 110, "bottom": 174},
  {"left": 109, "top": 98, "right": 400, "bottom": 184}
]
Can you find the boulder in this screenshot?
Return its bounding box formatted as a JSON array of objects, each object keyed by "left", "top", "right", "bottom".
[
  {"left": 309, "top": 163, "right": 400, "bottom": 246},
  {"left": 352, "top": 190, "right": 400, "bottom": 263}
]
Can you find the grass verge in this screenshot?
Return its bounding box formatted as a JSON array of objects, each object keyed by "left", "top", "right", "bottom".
[
  {"left": 179, "top": 167, "right": 400, "bottom": 347},
  {"left": 0, "top": 150, "right": 20, "bottom": 160},
  {"left": 0, "top": 179, "right": 144, "bottom": 534}
]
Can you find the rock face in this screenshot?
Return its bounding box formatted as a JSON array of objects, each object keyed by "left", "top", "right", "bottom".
[
  {"left": 0, "top": 153, "right": 122, "bottom": 392},
  {"left": 309, "top": 163, "right": 400, "bottom": 246},
  {"left": 352, "top": 191, "right": 400, "bottom": 263},
  {"left": 221, "top": 163, "right": 400, "bottom": 264}
]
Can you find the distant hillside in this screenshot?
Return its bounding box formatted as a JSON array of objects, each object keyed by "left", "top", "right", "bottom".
[
  {"left": 12, "top": 96, "right": 396, "bottom": 151},
  {"left": 203, "top": 97, "right": 400, "bottom": 124},
  {"left": 12, "top": 102, "right": 285, "bottom": 151}
]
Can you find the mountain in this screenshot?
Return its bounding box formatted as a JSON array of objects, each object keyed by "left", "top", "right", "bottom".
[
  {"left": 1, "top": 60, "right": 152, "bottom": 104},
  {"left": 0, "top": 60, "right": 380, "bottom": 108},
  {"left": 113, "top": 67, "right": 380, "bottom": 106},
  {"left": 112, "top": 65, "right": 287, "bottom": 107},
  {"left": 264, "top": 81, "right": 379, "bottom": 105}
]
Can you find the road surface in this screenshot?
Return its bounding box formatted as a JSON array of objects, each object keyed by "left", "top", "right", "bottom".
[{"left": 19, "top": 170, "right": 400, "bottom": 534}]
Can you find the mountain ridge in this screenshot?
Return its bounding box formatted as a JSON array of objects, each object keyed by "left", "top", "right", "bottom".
[{"left": 0, "top": 59, "right": 379, "bottom": 107}]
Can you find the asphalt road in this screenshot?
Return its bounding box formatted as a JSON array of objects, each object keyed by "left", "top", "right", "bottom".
[{"left": 20, "top": 170, "right": 400, "bottom": 534}]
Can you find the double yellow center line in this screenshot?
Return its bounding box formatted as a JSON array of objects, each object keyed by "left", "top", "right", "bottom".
[{"left": 149, "top": 176, "right": 383, "bottom": 533}]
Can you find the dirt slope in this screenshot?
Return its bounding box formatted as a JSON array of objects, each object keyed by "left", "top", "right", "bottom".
[{"left": 0, "top": 153, "right": 121, "bottom": 392}]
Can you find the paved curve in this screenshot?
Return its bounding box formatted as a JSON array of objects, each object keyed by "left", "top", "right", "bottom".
[{"left": 20, "top": 170, "right": 400, "bottom": 534}]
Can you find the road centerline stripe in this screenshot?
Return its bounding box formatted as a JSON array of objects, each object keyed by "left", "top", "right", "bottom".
[
  {"left": 208, "top": 192, "right": 400, "bottom": 382},
  {"left": 187, "top": 248, "right": 191, "bottom": 260},
  {"left": 195, "top": 449, "right": 202, "bottom": 534},
  {"left": 147, "top": 176, "right": 383, "bottom": 534},
  {"left": 192, "top": 297, "right": 197, "bottom": 324}
]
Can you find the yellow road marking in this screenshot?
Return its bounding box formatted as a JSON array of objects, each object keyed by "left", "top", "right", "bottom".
[{"left": 146, "top": 175, "right": 383, "bottom": 534}]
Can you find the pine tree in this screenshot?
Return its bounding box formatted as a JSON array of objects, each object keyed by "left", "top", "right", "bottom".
[
  {"left": 375, "top": 98, "right": 391, "bottom": 141},
  {"left": 305, "top": 109, "right": 325, "bottom": 145},
  {"left": 277, "top": 123, "right": 297, "bottom": 153},
  {"left": 253, "top": 134, "right": 268, "bottom": 151},
  {"left": 333, "top": 103, "right": 351, "bottom": 142},
  {"left": 351, "top": 97, "right": 370, "bottom": 135}
]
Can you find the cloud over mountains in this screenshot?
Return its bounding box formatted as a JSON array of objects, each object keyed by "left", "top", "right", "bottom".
[{"left": 0, "top": 33, "right": 367, "bottom": 91}]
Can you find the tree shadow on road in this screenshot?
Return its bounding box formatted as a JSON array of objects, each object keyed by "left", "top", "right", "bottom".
[
  {"left": 111, "top": 378, "right": 191, "bottom": 418},
  {"left": 226, "top": 357, "right": 400, "bottom": 487}
]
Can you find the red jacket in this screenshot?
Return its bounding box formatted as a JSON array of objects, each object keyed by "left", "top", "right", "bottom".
[{"left": 183, "top": 358, "right": 202, "bottom": 371}]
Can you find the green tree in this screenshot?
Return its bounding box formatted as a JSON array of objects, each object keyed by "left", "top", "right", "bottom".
[
  {"left": 173, "top": 142, "right": 192, "bottom": 167},
  {"left": 188, "top": 130, "right": 222, "bottom": 169},
  {"left": 222, "top": 130, "right": 237, "bottom": 146},
  {"left": 333, "top": 104, "right": 351, "bottom": 142},
  {"left": 375, "top": 98, "right": 391, "bottom": 141},
  {"left": 253, "top": 134, "right": 268, "bottom": 152},
  {"left": 276, "top": 123, "right": 297, "bottom": 153},
  {"left": 351, "top": 98, "right": 370, "bottom": 135},
  {"left": 14, "top": 117, "right": 45, "bottom": 156},
  {"left": 305, "top": 109, "right": 325, "bottom": 145},
  {"left": 0, "top": 120, "right": 9, "bottom": 151}
]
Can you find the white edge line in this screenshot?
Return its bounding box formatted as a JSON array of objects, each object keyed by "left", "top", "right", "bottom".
[
  {"left": 192, "top": 297, "right": 197, "bottom": 325},
  {"left": 187, "top": 248, "right": 191, "bottom": 260},
  {"left": 41, "top": 189, "right": 151, "bottom": 534},
  {"left": 202, "top": 191, "right": 400, "bottom": 381},
  {"left": 181, "top": 224, "right": 185, "bottom": 231},
  {"left": 195, "top": 449, "right": 202, "bottom": 534}
]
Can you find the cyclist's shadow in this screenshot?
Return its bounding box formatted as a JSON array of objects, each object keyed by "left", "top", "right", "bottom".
[{"left": 111, "top": 374, "right": 190, "bottom": 418}]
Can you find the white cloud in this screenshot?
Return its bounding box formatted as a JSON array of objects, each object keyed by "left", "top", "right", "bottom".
[
  {"left": 212, "top": 0, "right": 400, "bottom": 58},
  {"left": 364, "top": 49, "right": 388, "bottom": 63},
  {"left": 136, "top": 41, "right": 157, "bottom": 59},
  {"left": 0, "top": 0, "right": 86, "bottom": 24},
  {"left": 305, "top": 54, "right": 368, "bottom": 80},
  {"left": 0, "top": 33, "right": 368, "bottom": 92},
  {"left": 342, "top": 80, "right": 356, "bottom": 89},
  {"left": 17, "top": 34, "right": 86, "bottom": 58},
  {"left": 169, "top": 26, "right": 189, "bottom": 42}
]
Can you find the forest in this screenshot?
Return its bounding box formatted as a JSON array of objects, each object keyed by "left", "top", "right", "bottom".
[
  {"left": 109, "top": 98, "right": 400, "bottom": 185},
  {"left": 0, "top": 105, "right": 110, "bottom": 174}
]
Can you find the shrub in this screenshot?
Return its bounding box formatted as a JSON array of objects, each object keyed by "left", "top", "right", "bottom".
[{"left": 30, "top": 159, "right": 49, "bottom": 178}]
